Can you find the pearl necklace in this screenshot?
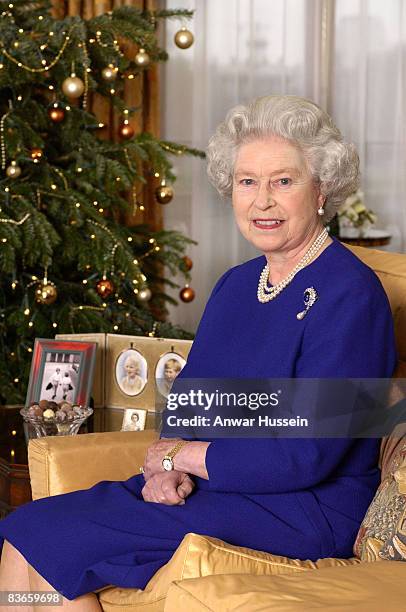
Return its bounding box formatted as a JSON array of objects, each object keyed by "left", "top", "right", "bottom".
[{"left": 257, "top": 228, "right": 329, "bottom": 303}]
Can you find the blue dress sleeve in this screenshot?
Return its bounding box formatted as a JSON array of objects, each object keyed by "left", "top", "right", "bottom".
[{"left": 204, "top": 283, "right": 397, "bottom": 494}]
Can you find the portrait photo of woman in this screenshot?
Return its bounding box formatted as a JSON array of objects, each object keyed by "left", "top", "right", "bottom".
[
  {"left": 115, "top": 349, "right": 147, "bottom": 397},
  {"left": 121, "top": 409, "right": 147, "bottom": 432}
]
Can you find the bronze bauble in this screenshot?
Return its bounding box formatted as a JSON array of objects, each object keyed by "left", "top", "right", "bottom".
[
  {"left": 48, "top": 107, "right": 65, "bottom": 123},
  {"left": 96, "top": 278, "right": 115, "bottom": 298},
  {"left": 182, "top": 255, "right": 193, "bottom": 271},
  {"left": 30, "top": 148, "right": 43, "bottom": 160},
  {"left": 155, "top": 184, "right": 174, "bottom": 204},
  {"left": 179, "top": 286, "right": 195, "bottom": 302},
  {"left": 119, "top": 123, "right": 135, "bottom": 139}
]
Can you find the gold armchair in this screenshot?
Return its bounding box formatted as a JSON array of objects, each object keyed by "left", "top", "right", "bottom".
[{"left": 27, "top": 244, "right": 406, "bottom": 611}]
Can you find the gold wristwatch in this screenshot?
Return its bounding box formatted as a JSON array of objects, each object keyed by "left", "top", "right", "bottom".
[{"left": 162, "top": 440, "right": 187, "bottom": 472}]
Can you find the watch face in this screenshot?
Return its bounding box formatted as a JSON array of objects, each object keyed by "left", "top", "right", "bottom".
[{"left": 162, "top": 457, "right": 173, "bottom": 471}]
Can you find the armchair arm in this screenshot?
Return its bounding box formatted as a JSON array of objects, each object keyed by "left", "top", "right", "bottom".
[
  {"left": 165, "top": 560, "right": 406, "bottom": 611},
  {"left": 28, "top": 430, "right": 158, "bottom": 500}
]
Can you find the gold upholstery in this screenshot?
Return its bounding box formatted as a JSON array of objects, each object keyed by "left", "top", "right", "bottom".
[
  {"left": 164, "top": 561, "right": 406, "bottom": 611},
  {"left": 27, "top": 243, "right": 406, "bottom": 610},
  {"left": 29, "top": 430, "right": 158, "bottom": 500}
]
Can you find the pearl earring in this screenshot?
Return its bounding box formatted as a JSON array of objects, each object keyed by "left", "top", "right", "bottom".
[{"left": 317, "top": 206, "right": 325, "bottom": 216}]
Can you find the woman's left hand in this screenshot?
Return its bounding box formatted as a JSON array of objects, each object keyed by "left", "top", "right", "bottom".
[
  {"left": 143, "top": 438, "right": 182, "bottom": 480},
  {"left": 143, "top": 438, "right": 210, "bottom": 481}
]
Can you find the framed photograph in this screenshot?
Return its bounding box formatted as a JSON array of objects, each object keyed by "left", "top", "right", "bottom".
[
  {"left": 55, "top": 333, "right": 106, "bottom": 408},
  {"left": 25, "top": 339, "right": 97, "bottom": 408},
  {"left": 121, "top": 408, "right": 147, "bottom": 432},
  {"left": 155, "top": 351, "right": 187, "bottom": 398},
  {"left": 105, "top": 334, "right": 193, "bottom": 410},
  {"left": 115, "top": 348, "right": 148, "bottom": 397}
]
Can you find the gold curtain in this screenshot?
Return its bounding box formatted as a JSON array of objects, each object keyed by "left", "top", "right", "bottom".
[{"left": 50, "top": 0, "right": 162, "bottom": 232}]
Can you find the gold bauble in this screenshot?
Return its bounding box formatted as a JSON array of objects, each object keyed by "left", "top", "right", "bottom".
[
  {"left": 134, "top": 48, "right": 150, "bottom": 67},
  {"left": 6, "top": 161, "right": 22, "bottom": 178},
  {"left": 174, "top": 28, "right": 194, "bottom": 49},
  {"left": 155, "top": 184, "right": 174, "bottom": 204},
  {"left": 137, "top": 288, "right": 152, "bottom": 302},
  {"left": 48, "top": 107, "right": 65, "bottom": 123},
  {"left": 35, "top": 282, "right": 58, "bottom": 305},
  {"left": 118, "top": 123, "right": 135, "bottom": 139},
  {"left": 62, "top": 74, "right": 85, "bottom": 98},
  {"left": 101, "top": 65, "right": 118, "bottom": 82},
  {"left": 30, "top": 148, "right": 43, "bottom": 160},
  {"left": 180, "top": 285, "right": 195, "bottom": 302}
]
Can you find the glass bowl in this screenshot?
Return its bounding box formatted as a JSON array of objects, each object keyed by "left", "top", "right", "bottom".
[{"left": 20, "top": 405, "right": 93, "bottom": 437}]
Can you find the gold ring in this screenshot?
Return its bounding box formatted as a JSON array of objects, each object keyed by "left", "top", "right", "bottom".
[{"left": 139, "top": 466, "right": 145, "bottom": 473}]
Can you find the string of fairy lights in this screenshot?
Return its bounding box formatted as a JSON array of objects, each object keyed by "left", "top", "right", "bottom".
[{"left": 0, "top": 4, "right": 196, "bottom": 369}]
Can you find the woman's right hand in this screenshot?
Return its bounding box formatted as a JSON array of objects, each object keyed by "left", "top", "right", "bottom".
[{"left": 141, "top": 471, "right": 195, "bottom": 505}]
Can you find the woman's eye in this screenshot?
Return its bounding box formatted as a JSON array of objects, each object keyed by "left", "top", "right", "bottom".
[
  {"left": 239, "top": 178, "right": 255, "bottom": 186},
  {"left": 274, "top": 177, "right": 292, "bottom": 188}
]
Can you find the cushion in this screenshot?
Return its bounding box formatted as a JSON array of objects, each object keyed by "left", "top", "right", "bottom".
[
  {"left": 98, "top": 533, "right": 360, "bottom": 611},
  {"left": 354, "top": 442, "right": 406, "bottom": 561},
  {"left": 379, "top": 360, "right": 406, "bottom": 479},
  {"left": 164, "top": 561, "right": 406, "bottom": 611}
]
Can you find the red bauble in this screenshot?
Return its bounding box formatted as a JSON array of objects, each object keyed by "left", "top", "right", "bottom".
[
  {"left": 182, "top": 256, "right": 193, "bottom": 271},
  {"left": 179, "top": 286, "right": 195, "bottom": 302},
  {"left": 96, "top": 278, "right": 114, "bottom": 297}
]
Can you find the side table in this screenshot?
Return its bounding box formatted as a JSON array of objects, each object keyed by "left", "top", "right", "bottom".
[
  {"left": 0, "top": 405, "right": 98, "bottom": 517},
  {"left": 339, "top": 229, "right": 392, "bottom": 248},
  {"left": 0, "top": 406, "right": 30, "bottom": 519}
]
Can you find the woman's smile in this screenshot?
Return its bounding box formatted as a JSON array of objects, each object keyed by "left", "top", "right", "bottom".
[{"left": 252, "top": 218, "right": 285, "bottom": 230}]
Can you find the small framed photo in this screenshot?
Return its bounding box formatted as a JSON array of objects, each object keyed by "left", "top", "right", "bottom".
[
  {"left": 121, "top": 408, "right": 147, "bottom": 432},
  {"left": 25, "top": 338, "right": 97, "bottom": 407},
  {"left": 155, "top": 351, "right": 187, "bottom": 397},
  {"left": 115, "top": 348, "right": 148, "bottom": 397}
]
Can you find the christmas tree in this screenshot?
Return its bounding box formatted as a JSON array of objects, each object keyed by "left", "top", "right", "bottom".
[{"left": 0, "top": 0, "right": 202, "bottom": 404}]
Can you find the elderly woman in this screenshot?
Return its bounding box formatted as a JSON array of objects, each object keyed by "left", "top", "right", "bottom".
[{"left": 0, "top": 95, "right": 396, "bottom": 608}]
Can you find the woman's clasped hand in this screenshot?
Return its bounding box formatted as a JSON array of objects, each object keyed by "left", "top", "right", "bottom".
[
  {"left": 141, "top": 471, "right": 195, "bottom": 506},
  {"left": 141, "top": 437, "right": 210, "bottom": 504}
]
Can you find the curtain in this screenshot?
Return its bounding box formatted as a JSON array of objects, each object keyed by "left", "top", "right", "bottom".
[
  {"left": 162, "top": 0, "right": 333, "bottom": 332},
  {"left": 51, "top": 0, "right": 163, "bottom": 231},
  {"left": 331, "top": 0, "right": 406, "bottom": 254}
]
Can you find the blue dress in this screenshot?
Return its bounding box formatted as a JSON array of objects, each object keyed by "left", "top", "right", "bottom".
[{"left": 0, "top": 237, "right": 397, "bottom": 600}]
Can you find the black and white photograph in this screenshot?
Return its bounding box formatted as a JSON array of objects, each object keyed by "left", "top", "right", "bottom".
[
  {"left": 115, "top": 348, "right": 148, "bottom": 397},
  {"left": 40, "top": 353, "right": 81, "bottom": 403},
  {"left": 155, "top": 352, "right": 186, "bottom": 398},
  {"left": 25, "top": 338, "right": 97, "bottom": 409},
  {"left": 120, "top": 408, "right": 147, "bottom": 432}
]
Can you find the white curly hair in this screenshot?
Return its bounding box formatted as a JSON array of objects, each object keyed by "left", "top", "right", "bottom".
[{"left": 206, "top": 95, "right": 360, "bottom": 223}]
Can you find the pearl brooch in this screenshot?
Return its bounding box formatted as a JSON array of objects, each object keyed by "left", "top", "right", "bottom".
[{"left": 296, "top": 287, "right": 318, "bottom": 320}]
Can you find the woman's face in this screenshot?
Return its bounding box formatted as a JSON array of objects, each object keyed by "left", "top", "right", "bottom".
[
  {"left": 125, "top": 360, "right": 139, "bottom": 378},
  {"left": 232, "top": 136, "right": 323, "bottom": 260}
]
